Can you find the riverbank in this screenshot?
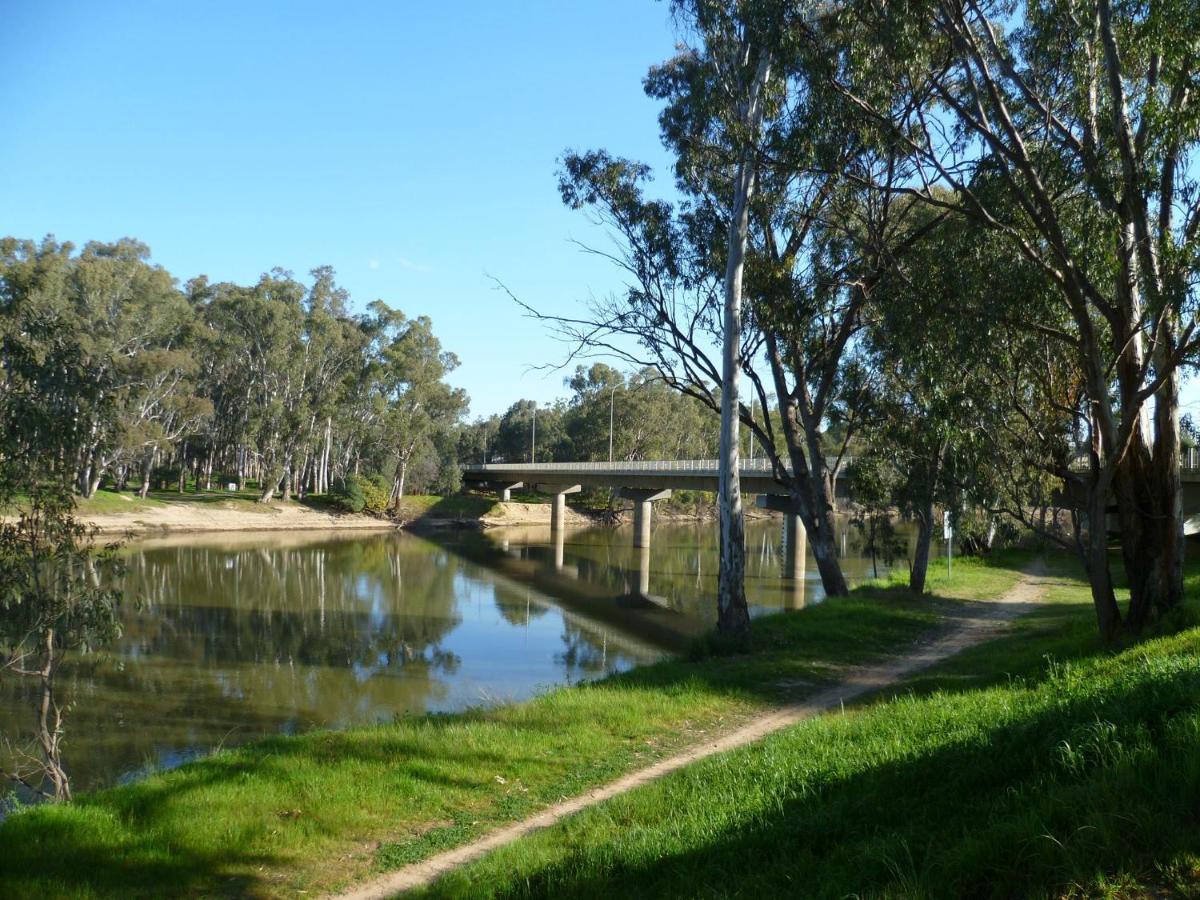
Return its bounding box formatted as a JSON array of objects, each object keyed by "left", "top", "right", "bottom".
[
  {"left": 77, "top": 495, "right": 393, "bottom": 535},
  {"left": 68, "top": 488, "right": 769, "bottom": 536},
  {"left": 0, "top": 552, "right": 1047, "bottom": 898},
  {"left": 418, "top": 568, "right": 1200, "bottom": 899},
  {"left": 70, "top": 489, "right": 609, "bottom": 535}
]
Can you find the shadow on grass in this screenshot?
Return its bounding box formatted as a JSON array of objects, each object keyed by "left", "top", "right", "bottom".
[
  {"left": 421, "top": 626, "right": 1200, "bottom": 899},
  {"left": 0, "top": 550, "right": 1060, "bottom": 898}
]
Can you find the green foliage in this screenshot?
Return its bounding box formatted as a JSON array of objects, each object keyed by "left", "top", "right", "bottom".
[
  {"left": 360, "top": 475, "right": 392, "bottom": 515},
  {"left": 0, "top": 241, "right": 470, "bottom": 507},
  {"left": 0, "top": 298, "right": 128, "bottom": 801},
  {"left": 329, "top": 476, "right": 366, "bottom": 514}
]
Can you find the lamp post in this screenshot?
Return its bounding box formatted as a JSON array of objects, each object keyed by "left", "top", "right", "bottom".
[
  {"left": 531, "top": 403, "right": 537, "bottom": 463},
  {"left": 608, "top": 387, "right": 616, "bottom": 462}
]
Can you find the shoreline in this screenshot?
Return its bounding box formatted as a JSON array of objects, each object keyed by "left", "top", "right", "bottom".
[{"left": 70, "top": 493, "right": 780, "bottom": 538}]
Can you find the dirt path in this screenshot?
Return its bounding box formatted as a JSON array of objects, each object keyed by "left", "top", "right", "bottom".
[{"left": 333, "top": 566, "right": 1050, "bottom": 900}]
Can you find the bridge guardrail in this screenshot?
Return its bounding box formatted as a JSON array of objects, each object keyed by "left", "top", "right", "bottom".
[
  {"left": 1071, "top": 447, "right": 1200, "bottom": 472},
  {"left": 462, "top": 457, "right": 851, "bottom": 475}
]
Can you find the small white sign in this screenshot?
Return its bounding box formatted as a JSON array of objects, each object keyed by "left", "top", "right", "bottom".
[{"left": 943, "top": 511, "right": 953, "bottom": 540}]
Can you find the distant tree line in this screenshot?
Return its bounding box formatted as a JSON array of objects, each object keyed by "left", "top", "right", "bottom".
[
  {"left": 458, "top": 363, "right": 719, "bottom": 466},
  {"left": 0, "top": 237, "right": 467, "bottom": 506}
]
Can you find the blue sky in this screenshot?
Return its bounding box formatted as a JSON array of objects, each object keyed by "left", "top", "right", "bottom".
[
  {"left": 5, "top": 1, "right": 1199, "bottom": 420},
  {"left": 1, "top": 0, "right": 680, "bottom": 417}
]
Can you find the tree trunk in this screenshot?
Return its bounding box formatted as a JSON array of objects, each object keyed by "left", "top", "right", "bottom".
[
  {"left": 808, "top": 501, "right": 849, "bottom": 596},
  {"left": 713, "top": 49, "right": 770, "bottom": 638},
  {"left": 910, "top": 511, "right": 935, "bottom": 595},
  {"left": 37, "top": 629, "right": 71, "bottom": 803},
  {"left": 1084, "top": 481, "right": 1122, "bottom": 640},
  {"left": 984, "top": 513, "right": 999, "bottom": 552},
  {"left": 1148, "top": 364, "right": 1185, "bottom": 614},
  {"left": 137, "top": 453, "right": 153, "bottom": 499}
]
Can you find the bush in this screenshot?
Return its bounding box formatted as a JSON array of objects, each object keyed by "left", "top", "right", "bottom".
[
  {"left": 329, "top": 475, "right": 366, "bottom": 513},
  {"left": 361, "top": 475, "right": 392, "bottom": 515}
]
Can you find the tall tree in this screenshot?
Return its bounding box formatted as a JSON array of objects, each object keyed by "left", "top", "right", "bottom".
[{"left": 837, "top": 0, "right": 1200, "bottom": 635}]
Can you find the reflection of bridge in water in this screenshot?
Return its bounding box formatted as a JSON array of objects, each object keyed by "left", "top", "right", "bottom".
[{"left": 462, "top": 460, "right": 810, "bottom": 583}]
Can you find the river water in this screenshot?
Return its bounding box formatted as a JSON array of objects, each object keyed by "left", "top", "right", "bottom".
[{"left": 0, "top": 517, "right": 913, "bottom": 794}]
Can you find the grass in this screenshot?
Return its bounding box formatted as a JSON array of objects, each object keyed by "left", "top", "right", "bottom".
[
  {"left": 395, "top": 494, "right": 498, "bottom": 522},
  {"left": 0, "top": 554, "right": 1026, "bottom": 898},
  {"left": 416, "top": 556, "right": 1200, "bottom": 899}
]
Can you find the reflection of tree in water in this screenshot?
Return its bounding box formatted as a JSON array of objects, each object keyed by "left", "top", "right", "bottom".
[
  {"left": 118, "top": 535, "right": 462, "bottom": 673},
  {"left": 0, "top": 534, "right": 474, "bottom": 792},
  {"left": 554, "top": 620, "right": 612, "bottom": 678},
  {"left": 491, "top": 582, "right": 551, "bottom": 627}
]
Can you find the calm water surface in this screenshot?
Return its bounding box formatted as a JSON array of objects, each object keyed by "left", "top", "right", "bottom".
[{"left": 0, "top": 517, "right": 912, "bottom": 793}]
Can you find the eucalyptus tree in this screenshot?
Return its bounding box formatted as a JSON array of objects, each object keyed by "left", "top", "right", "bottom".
[
  {"left": 837, "top": 0, "right": 1200, "bottom": 635},
  {"left": 545, "top": 2, "right": 942, "bottom": 610},
  {"left": 364, "top": 302, "right": 468, "bottom": 503},
  {"left": 560, "top": 364, "right": 718, "bottom": 463},
  {"left": 0, "top": 276, "right": 123, "bottom": 802}
]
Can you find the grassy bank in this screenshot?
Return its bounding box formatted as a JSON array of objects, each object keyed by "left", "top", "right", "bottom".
[
  {"left": 418, "top": 562, "right": 1200, "bottom": 899},
  {"left": 0, "top": 556, "right": 1026, "bottom": 898}
]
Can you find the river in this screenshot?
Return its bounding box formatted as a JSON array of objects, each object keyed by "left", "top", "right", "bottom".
[{"left": 0, "top": 516, "right": 919, "bottom": 795}]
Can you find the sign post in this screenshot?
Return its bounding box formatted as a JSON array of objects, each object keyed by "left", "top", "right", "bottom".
[{"left": 943, "top": 511, "right": 953, "bottom": 578}]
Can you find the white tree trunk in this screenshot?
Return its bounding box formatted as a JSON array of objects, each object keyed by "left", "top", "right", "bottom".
[{"left": 716, "top": 50, "right": 770, "bottom": 637}]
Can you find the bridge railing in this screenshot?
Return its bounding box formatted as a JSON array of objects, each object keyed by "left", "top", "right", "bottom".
[
  {"left": 1071, "top": 447, "right": 1200, "bottom": 472},
  {"left": 462, "top": 458, "right": 850, "bottom": 475}
]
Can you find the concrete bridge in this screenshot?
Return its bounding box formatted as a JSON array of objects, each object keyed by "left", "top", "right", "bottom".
[{"left": 461, "top": 460, "right": 811, "bottom": 579}]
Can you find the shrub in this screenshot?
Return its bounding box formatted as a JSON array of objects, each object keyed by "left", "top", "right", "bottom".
[
  {"left": 330, "top": 475, "right": 366, "bottom": 513},
  {"left": 361, "top": 475, "right": 392, "bottom": 515}
]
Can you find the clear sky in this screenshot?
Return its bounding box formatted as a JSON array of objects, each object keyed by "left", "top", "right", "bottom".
[
  {"left": 1, "top": 0, "right": 681, "bottom": 417},
  {"left": 5, "top": 1, "right": 1198, "bottom": 420}
]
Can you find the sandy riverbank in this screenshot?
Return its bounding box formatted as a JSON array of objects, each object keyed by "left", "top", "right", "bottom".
[{"left": 77, "top": 499, "right": 395, "bottom": 536}]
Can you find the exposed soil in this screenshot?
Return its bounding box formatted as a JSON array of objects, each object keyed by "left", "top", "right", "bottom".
[{"left": 77, "top": 500, "right": 394, "bottom": 536}]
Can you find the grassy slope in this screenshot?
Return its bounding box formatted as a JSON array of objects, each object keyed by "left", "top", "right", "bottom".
[
  {"left": 419, "top": 560, "right": 1200, "bottom": 899},
  {"left": 75, "top": 487, "right": 285, "bottom": 516},
  {"left": 0, "top": 556, "right": 1024, "bottom": 899}
]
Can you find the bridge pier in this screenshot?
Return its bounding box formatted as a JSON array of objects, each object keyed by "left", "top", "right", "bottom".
[
  {"left": 487, "top": 481, "right": 523, "bottom": 502},
  {"left": 757, "top": 494, "right": 807, "bottom": 581},
  {"left": 638, "top": 542, "right": 651, "bottom": 596},
  {"left": 535, "top": 483, "right": 582, "bottom": 533},
  {"left": 618, "top": 488, "right": 672, "bottom": 548}
]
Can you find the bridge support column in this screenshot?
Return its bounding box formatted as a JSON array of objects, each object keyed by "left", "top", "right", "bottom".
[
  {"left": 488, "top": 481, "right": 523, "bottom": 502},
  {"left": 618, "top": 488, "right": 672, "bottom": 548},
  {"left": 638, "top": 542, "right": 651, "bottom": 596},
  {"left": 757, "top": 494, "right": 807, "bottom": 583},
  {"left": 535, "top": 483, "right": 582, "bottom": 533}
]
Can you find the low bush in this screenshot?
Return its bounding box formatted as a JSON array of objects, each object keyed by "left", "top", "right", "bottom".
[{"left": 329, "top": 475, "right": 366, "bottom": 513}]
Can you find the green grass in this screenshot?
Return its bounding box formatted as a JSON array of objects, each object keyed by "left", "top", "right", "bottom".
[
  {"left": 417, "top": 557, "right": 1200, "bottom": 899},
  {"left": 73, "top": 486, "right": 350, "bottom": 518},
  {"left": 0, "top": 554, "right": 1028, "bottom": 898},
  {"left": 396, "top": 494, "right": 498, "bottom": 522}
]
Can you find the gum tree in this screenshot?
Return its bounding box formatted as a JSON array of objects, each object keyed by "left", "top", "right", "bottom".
[{"left": 835, "top": 0, "right": 1200, "bottom": 635}]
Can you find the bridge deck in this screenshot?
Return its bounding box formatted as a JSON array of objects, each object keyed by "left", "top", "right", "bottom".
[{"left": 462, "top": 460, "right": 791, "bottom": 496}]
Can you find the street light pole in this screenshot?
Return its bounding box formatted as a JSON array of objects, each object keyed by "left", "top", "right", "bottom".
[
  {"left": 531, "top": 404, "right": 537, "bottom": 463},
  {"left": 608, "top": 387, "right": 615, "bottom": 462}
]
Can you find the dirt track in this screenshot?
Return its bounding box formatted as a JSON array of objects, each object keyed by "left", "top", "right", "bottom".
[{"left": 332, "top": 565, "right": 1050, "bottom": 899}]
